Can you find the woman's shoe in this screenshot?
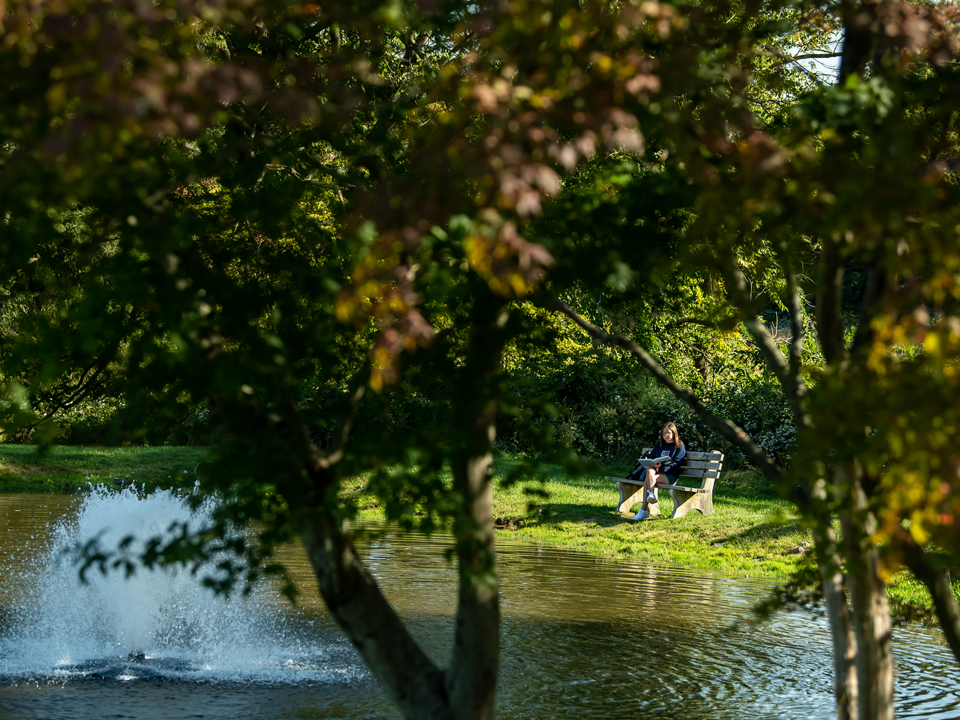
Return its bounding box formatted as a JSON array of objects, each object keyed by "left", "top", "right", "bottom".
[{"left": 631, "top": 508, "right": 649, "bottom": 521}]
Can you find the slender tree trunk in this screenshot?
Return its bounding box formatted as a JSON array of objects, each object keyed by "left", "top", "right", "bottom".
[
  {"left": 444, "top": 294, "right": 506, "bottom": 719},
  {"left": 814, "top": 523, "right": 859, "bottom": 720},
  {"left": 447, "top": 405, "right": 499, "bottom": 719},
  {"left": 838, "top": 465, "right": 894, "bottom": 720}
]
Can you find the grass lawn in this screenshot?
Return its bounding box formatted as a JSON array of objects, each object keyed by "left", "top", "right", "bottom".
[
  {"left": 0, "top": 444, "right": 209, "bottom": 492},
  {"left": 0, "top": 444, "right": 952, "bottom": 623},
  {"left": 481, "top": 457, "right": 813, "bottom": 578}
]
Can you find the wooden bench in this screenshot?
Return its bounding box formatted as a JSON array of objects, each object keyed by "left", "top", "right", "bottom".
[{"left": 604, "top": 448, "right": 724, "bottom": 519}]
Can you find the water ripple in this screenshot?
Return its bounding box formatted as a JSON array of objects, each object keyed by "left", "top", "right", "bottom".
[{"left": 2, "top": 495, "right": 958, "bottom": 719}]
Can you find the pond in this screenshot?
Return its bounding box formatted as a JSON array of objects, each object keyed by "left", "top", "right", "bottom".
[{"left": 1, "top": 490, "right": 957, "bottom": 719}]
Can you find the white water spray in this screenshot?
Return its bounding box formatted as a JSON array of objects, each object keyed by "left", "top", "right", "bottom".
[{"left": 0, "top": 487, "right": 364, "bottom": 684}]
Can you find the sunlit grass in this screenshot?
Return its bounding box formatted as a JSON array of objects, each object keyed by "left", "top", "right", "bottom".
[
  {"left": 0, "top": 444, "right": 209, "bottom": 492},
  {"left": 886, "top": 572, "right": 960, "bottom": 626},
  {"left": 484, "top": 457, "right": 813, "bottom": 578}
]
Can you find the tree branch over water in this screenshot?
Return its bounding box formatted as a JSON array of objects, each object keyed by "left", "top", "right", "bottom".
[{"left": 546, "top": 297, "right": 783, "bottom": 480}]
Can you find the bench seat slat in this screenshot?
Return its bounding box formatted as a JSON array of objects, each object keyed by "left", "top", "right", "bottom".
[
  {"left": 679, "top": 459, "right": 723, "bottom": 470},
  {"left": 665, "top": 451, "right": 723, "bottom": 462},
  {"left": 654, "top": 483, "right": 708, "bottom": 494},
  {"left": 604, "top": 477, "right": 710, "bottom": 493},
  {"left": 618, "top": 467, "right": 721, "bottom": 478}
]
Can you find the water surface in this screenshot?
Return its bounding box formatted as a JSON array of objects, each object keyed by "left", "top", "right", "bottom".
[{"left": 1, "top": 491, "right": 957, "bottom": 719}]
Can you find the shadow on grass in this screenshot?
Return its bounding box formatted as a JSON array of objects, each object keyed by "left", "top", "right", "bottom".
[
  {"left": 714, "top": 518, "right": 807, "bottom": 546},
  {"left": 521, "top": 502, "right": 634, "bottom": 528}
]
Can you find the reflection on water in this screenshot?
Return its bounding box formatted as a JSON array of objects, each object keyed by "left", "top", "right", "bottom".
[{"left": 1, "top": 492, "right": 958, "bottom": 719}]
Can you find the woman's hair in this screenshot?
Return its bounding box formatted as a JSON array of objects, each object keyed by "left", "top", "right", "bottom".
[{"left": 662, "top": 422, "right": 683, "bottom": 448}]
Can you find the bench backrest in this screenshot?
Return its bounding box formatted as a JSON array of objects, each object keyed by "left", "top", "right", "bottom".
[{"left": 641, "top": 448, "right": 724, "bottom": 485}]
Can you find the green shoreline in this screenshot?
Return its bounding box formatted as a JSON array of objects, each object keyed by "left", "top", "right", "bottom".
[{"left": 0, "top": 444, "right": 951, "bottom": 624}]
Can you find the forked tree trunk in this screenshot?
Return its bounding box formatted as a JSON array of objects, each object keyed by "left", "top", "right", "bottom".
[
  {"left": 300, "top": 425, "right": 501, "bottom": 720},
  {"left": 301, "top": 299, "right": 504, "bottom": 720}
]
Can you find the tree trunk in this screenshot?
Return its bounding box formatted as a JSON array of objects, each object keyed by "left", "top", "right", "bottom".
[
  {"left": 301, "top": 420, "right": 501, "bottom": 720},
  {"left": 838, "top": 465, "right": 894, "bottom": 720},
  {"left": 300, "top": 295, "right": 505, "bottom": 720},
  {"left": 814, "top": 523, "right": 859, "bottom": 720},
  {"left": 302, "top": 515, "right": 454, "bottom": 720},
  {"left": 443, "top": 296, "right": 506, "bottom": 719},
  {"left": 446, "top": 405, "right": 500, "bottom": 719}
]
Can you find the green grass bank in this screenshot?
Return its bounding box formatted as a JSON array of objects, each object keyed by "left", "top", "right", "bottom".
[
  {"left": 0, "top": 444, "right": 951, "bottom": 623},
  {"left": 0, "top": 444, "right": 208, "bottom": 493}
]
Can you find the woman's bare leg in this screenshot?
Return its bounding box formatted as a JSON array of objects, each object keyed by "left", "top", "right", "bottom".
[{"left": 642, "top": 467, "right": 658, "bottom": 510}]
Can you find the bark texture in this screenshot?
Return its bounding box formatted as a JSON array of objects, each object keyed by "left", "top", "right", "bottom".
[
  {"left": 838, "top": 466, "right": 894, "bottom": 720},
  {"left": 814, "top": 523, "right": 859, "bottom": 720},
  {"left": 295, "top": 299, "right": 505, "bottom": 720},
  {"left": 442, "top": 300, "right": 505, "bottom": 720},
  {"left": 446, "top": 411, "right": 500, "bottom": 720},
  {"left": 303, "top": 517, "right": 454, "bottom": 720},
  {"left": 816, "top": 238, "right": 847, "bottom": 364}
]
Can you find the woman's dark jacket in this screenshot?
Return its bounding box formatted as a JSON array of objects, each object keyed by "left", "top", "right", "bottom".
[{"left": 628, "top": 441, "right": 686, "bottom": 482}]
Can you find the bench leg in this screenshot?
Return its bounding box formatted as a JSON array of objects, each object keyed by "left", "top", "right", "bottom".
[
  {"left": 616, "top": 482, "right": 644, "bottom": 513},
  {"left": 669, "top": 489, "right": 714, "bottom": 519},
  {"left": 699, "top": 492, "right": 714, "bottom": 516}
]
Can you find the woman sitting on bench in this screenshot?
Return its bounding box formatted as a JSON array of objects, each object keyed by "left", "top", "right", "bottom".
[{"left": 628, "top": 422, "right": 686, "bottom": 522}]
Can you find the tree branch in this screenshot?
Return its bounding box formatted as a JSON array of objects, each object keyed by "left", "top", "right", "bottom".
[
  {"left": 777, "top": 244, "right": 814, "bottom": 430},
  {"left": 718, "top": 255, "right": 789, "bottom": 377},
  {"left": 760, "top": 48, "right": 831, "bottom": 85},
  {"left": 850, "top": 247, "right": 886, "bottom": 355},
  {"left": 547, "top": 297, "right": 783, "bottom": 480},
  {"left": 27, "top": 345, "right": 117, "bottom": 434},
  {"left": 898, "top": 537, "right": 960, "bottom": 665},
  {"left": 792, "top": 52, "right": 844, "bottom": 61},
  {"left": 263, "top": 163, "right": 347, "bottom": 194},
  {"left": 817, "top": 238, "right": 847, "bottom": 364},
  {"left": 718, "top": 253, "right": 814, "bottom": 430},
  {"left": 278, "top": 368, "right": 368, "bottom": 494},
  {"left": 659, "top": 317, "right": 717, "bottom": 331},
  {"left": 40, "top": 363, "right": 108, "bottom": 418}
]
